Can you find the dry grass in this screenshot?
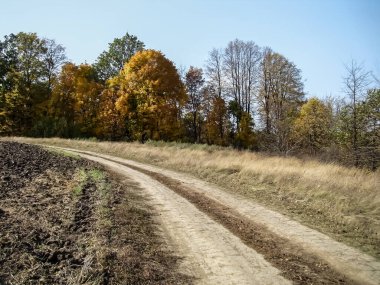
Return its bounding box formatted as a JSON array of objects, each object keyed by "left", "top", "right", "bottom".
[{"left": 6, "top": 137, "right": 380, "bottom": 258}]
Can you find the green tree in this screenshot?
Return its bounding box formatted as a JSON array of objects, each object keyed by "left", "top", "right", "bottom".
[
  {"left": 0, "top": 32, "right": 66, "bottom": 135},
  {"left": 343, "top": 60, "right": 371, "bottom": 166},
  {"left": 115, "top": 49, "right": 187, "bottom": 142},
  {"left": 292, "top": 98, "right": 332, "bottom": 154},
  {"left": 0, "top": 34, "right": 18, "bottom": 94},
  {"left": 94, "top": 33, "right": 145, "bottom": 82},
  {"left": 337, "top": 89, "right": 379, "bottom": 169},
  {"left": 361, "top": 89, "right": 380, "bottom": 169},
  {"left": 0, "top": 34, "right": 18, "bottom": 134}
]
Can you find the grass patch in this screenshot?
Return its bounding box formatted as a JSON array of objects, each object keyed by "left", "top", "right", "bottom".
[
  {"left": 72, "top": 168, "right": 106, "bottom": 197},
  {"left": 72, "top": 168, "right": 88, "bottom": 197},
  {"left": 89, "top": 168, "right": 105, "bottom": 182},
  {"left": 46, "top": 147, "right": 81, "bottom": 159}
]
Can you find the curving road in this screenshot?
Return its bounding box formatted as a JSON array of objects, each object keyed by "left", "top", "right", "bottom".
[{"left": 49, "top": 146, "right": 380, "bottom": 285}]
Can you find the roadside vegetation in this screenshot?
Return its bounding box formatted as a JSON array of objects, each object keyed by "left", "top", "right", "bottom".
[{"left": 7, "top": 137, "right": 379, "bottom": 259}]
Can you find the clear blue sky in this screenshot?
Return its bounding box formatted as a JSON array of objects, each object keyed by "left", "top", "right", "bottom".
[{"left": 1, "top": 0, "right": 379, "bottom": 98}]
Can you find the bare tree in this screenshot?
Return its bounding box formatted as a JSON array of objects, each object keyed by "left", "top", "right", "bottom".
[
  {"left": 259, "top": 47, "right": 275, "bottom": 134},
  {"left": 343, "top": 60, "right": 371, "bottom": 166},
  {"left": 223, "top": 39, "right": 261, "bottom": 118},
  {"left": 43, "top": 38, "right": 66, "bottom": 94},
  {"left": 205, "top": 40, "right": 304, "bottom": 151},
  {"left": 206, "top": 48, "right": 224, "bottom": 99}
]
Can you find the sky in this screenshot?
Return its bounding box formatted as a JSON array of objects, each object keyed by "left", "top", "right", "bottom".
[{"left": 1, "top": 0, "right": 379, "bottom": 98}]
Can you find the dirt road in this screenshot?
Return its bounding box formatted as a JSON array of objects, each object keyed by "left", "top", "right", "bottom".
[{"left": 51, "top": 146, "right": 380, "bottom": 285}]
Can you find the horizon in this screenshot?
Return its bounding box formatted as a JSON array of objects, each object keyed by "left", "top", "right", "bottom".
[{"left": 1, "top": 0, "right": 379, "bottom": 98}]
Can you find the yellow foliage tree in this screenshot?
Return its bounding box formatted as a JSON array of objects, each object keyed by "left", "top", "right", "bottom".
[
  {"left": 292, "top": 98, "right": 332, "bottom": 154},
  {"left": 205, "top": 96, "right": 228, "bottom": 146},
  {"left": 95, "top": 76, "right": 126, "bottom": 139},
  {"left": 115, "top": 49, "right": 187, "bottom": 141},
  {"left": 235, "top": 112, "right": 256, "bottom": 149},
  {"left": 50, "top": 63, "right": 103, "bottom": 136}
]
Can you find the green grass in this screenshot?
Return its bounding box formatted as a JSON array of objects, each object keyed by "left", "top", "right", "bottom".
[
  {"left": 72, "top": 168, "right": 88, "bottom": 197},
  {"left": 89, "top": 169, "right": 105, "bottom": 181},
  {"left": 72, "top": 168, "right": 108, "bottom": 198},
  {"left": 46, "top": 147, "right": 81, "bottom": 159}
]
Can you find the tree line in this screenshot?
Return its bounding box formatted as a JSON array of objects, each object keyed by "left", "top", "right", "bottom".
[{"left": 0, "top": 32, "right": 378, "bottom": 169}]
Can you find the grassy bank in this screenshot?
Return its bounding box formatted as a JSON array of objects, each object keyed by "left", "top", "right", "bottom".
[{"left": 6, "top": 137, "right": 380, "bottom": 259}]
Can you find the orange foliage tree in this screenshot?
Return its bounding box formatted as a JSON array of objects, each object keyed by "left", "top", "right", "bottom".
[
  {"left": 115, "top": 49, "right": 187, "bottom": 142},
  {"left": 50, "top": 63, "right": 103, "bottom": 137},
  {"left": 95, "top": 76, "right": 126, "bottom": 140}
]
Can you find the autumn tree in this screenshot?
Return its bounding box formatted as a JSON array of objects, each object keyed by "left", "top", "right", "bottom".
[
  {"left": 49, "top": 63, "right": 103, "bottom": 137},
  {"left": 184, "top": 66, "right": 205, "bottom": 142},
  {"left": 94, "top": 33, "right": 145, "bottom": 82},
  {"left": 204, "top": 94, "right": 229, "bottom": 145},
  {"left": 115, "top": 49, "right": 187, "bottom": 142},
  {"left": 205, "top": 40, "right": 305, "bottom": 150},
  {"left": 235, "top": 112, "right": 256, "bottom": 149},
  {"left": 292, "top": 98, "right": 332, "bottom": 154},
  {"left": 95, "top": 76, "right": 126, "bottom": 140},
  {"left": 258, "top": 50, "right": 305, "bottom": 152},
  {"left": 204, "top": 40, "right": 261, "bottom": 146}
]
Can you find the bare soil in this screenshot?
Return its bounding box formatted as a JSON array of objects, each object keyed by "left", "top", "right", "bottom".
[{"left": 0, "top": 142, "right": 190, "bottom": 284}]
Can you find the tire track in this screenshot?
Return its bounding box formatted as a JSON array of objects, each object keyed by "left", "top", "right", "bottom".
[
  {"left": 66, "top": 150, "right": 291, "bottom": 284},
  {"left": 50, "top": 146, "right": 380, "bottom": 285}
]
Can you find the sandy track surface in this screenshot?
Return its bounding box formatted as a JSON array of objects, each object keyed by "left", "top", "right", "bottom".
[
  {"left": 74, "top": 151, "right": 290, "bottom": 285},
  {"left": 54, "top": 146, "right": 380, "bottom": 285}
]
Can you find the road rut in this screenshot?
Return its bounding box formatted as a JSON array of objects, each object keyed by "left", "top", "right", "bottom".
[
  {"left": 74, "top": 151, "right": 290, "bottom": 284},
  {"left": 51, "top": 146, "right": 380, "bottom": 285}
]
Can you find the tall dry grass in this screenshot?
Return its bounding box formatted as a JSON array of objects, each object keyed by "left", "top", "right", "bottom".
[{"left": 6, "top": 137, "right": 380, "bottom": 258}]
